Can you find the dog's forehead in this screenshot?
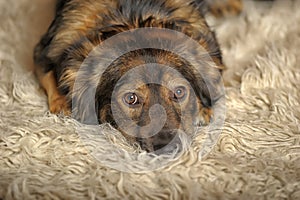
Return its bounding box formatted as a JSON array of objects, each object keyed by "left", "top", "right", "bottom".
[{"left": 116, "top": 63, "right": 187, "bottom": 90}]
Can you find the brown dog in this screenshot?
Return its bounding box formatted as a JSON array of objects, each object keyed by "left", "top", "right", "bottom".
[{"left": 34, "top": 0, "right": 242, "bottom": 151}]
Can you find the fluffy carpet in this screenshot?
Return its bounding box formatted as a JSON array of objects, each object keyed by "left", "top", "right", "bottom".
[{"left": 1, "top": 0, "right": 300, "bottom": 199}]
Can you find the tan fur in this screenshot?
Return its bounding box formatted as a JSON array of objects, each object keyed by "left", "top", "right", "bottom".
[
  {"left": 39, "top": 71, "right": 70, "bottom": 114},
  {"left": 207, "top": 0, "right": 242, "bottom": 17}
]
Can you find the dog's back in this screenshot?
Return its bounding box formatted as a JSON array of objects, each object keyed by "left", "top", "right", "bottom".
[{"left": 34, "top": 0, "right": 221, "bottom": 76}]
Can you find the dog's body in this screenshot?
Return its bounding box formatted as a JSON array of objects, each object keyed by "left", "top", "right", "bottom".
[{"left": 34, "top": 0, "right": 242, "bottom": 151}]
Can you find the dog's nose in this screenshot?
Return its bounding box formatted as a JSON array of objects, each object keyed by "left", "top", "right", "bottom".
[
  {"left": 138, "top": 130, "right": 178, "bottom": 152},
  {"left": 153, "top": 131, "right": 176, "bottom": 151}
]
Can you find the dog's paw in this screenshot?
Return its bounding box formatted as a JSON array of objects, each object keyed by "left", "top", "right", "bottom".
[
  {"left": 195, "top": 107, "right": 213, "bottom": 127},
  {"left": 49, "top": 95, "right": 70, "bottom": 116},
  {"left": 206, "top": 0, "right": 243, "bottom": 18}
]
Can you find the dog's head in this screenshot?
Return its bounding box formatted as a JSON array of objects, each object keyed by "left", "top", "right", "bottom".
[
  {"left": 47, "top": 0, "right": 226, "bottom": 153},
  {"left": 66, "top": 29, "right": 224, "bottom": 152},
  {"left": 94, "top": 49, "right": 221, "bottom": 152}
]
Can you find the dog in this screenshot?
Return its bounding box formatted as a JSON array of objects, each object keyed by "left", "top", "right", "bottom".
[{"left": 34, "top": 0, "right": 242, "bottom": 152}]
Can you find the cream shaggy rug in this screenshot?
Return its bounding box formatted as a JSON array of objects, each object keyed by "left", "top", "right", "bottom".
[{"left": 1, "top": 0, "right": 300, "bottom": 199}]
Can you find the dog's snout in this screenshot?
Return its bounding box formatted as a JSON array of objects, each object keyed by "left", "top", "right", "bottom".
[{"left": 137, "top": 129, "right": 177, "bottom": 152}]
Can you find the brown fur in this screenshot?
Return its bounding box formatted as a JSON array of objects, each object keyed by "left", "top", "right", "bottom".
[
  {"left": 34, "top": 0, "right": 242, "bottom": 151},
  {"left": 206, "top": 0, "right": 242, "bottom": 17}
]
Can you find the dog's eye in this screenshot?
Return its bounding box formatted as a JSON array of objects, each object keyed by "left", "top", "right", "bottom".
[
  {"left": 123, "top": 93, "right": 140, "bottom": 106},
  {"left": 173, "top": 86, "right": 187, "bottom": 101}
]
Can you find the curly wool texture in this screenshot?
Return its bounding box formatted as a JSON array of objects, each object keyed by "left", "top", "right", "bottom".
[{"left": 0, "top": 0, "right": 300, "bottom": 199}]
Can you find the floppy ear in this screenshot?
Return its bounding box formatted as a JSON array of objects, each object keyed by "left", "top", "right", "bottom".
[
  {"left": 167, "top": 41, "right": 224, "bottom": 110},
  {"left": 194, "top": 64, "right": 224, "bottom": 111},
  {"left": 59, "top": 33, "right": 121, "bottom": 125},
  {"left": 194, "top": 65, "right": 224, "bottom": 108},
  {"left": 71, "top": 83, "right": 99, "bottom": 125},
  {"left": 71, "top": 67, "right": 119, "bottom": 125},
  {"left": 173, "top": 52, "right": 224, "bottom": 109},
  {"left": 194, "top": 37, "right": 225, "bottom": 108},
  {"left": 71, "top": 71, "right": 119, "bottom": 126}
]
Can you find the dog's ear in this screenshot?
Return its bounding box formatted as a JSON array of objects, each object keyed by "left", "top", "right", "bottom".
[
  {"left": 196, "top": 56, "right": 224, "bottom": 108},
  {"left": 71, "top": 84, "right": 99, "bottom": 125},
  {"left": 192, "top": 35, "right": 225, "bottom": 108},
  {"left": 169, "top": 44, "right": 224, "bottom": 109},
  {"left": 194, "top": 71, "right": 224, "bottom": 108}
]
